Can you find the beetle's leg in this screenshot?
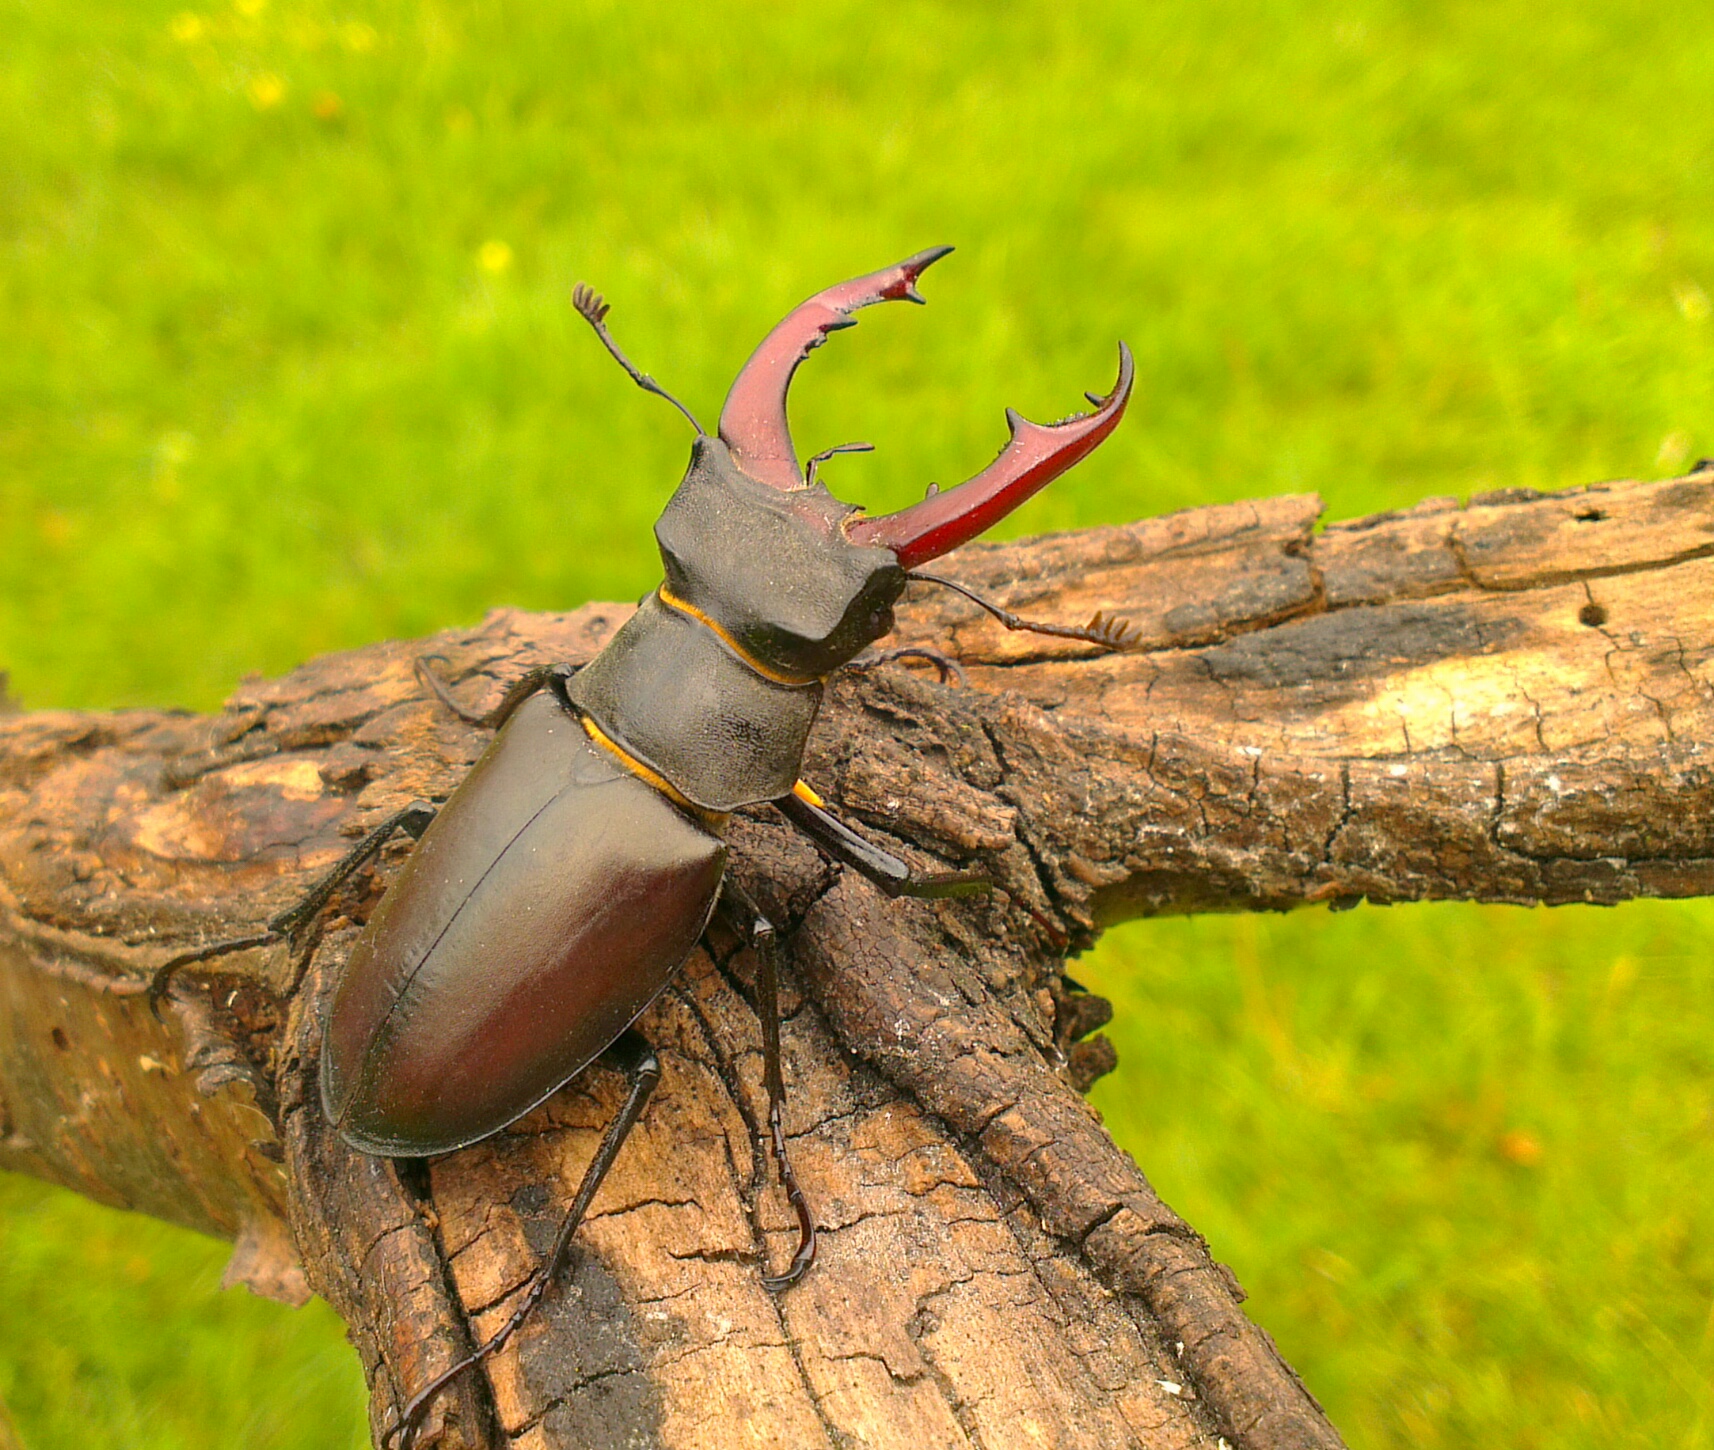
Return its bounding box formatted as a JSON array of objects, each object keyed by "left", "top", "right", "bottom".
[
  {"left": 415, "top": 657, "right": 578, "bottom": 731},
  {"left": 718, "top": 880, "right": 817, "bottom": 1291},
  {"left": 146, "top": 800, "right": 437, "bottom": 1020},
  {"left": 842, "top": 645, "right": 967, "bottom": 687},
  {"left": 270, "top": 801, "right": 438, "bottom": 935},
  {"left": 387, "top": 1029, "right": 661, "bottom": 1450},
  {"left": 775, "top": 789, "right": 991, "bottom": 900},
  {"left": 905, "top": 570, "right": 1142, "bottom": 652}
]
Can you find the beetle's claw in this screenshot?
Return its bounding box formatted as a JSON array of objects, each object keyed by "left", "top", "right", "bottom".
[
  {"left": 145, "top": 966, "right": 175, "bottom": 1023},
  {"left": 145, "top": 930, "right": 281, "bottom": 1024},
  {"left": 847, "top": 645, "right": 967, "bottom": 687}
]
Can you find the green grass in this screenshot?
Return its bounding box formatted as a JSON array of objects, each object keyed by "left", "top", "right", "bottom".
[
  {"left": 3, "top": 0, "right": 1713, "bottom": 1444},
  {"left": 0, "top": 1179, "right": 369, "bottom": 1449},
  {"left": 1082, "top": 903, "right": 1714, "bottom": 1449}
]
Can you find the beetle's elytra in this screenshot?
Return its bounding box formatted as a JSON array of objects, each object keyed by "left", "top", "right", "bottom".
[
  {"left": 321, "top": 688, "right": 725, "bottom": 1156},
  {"left": 150, "top": 247, "right": 1133, "bottom": 1447}
]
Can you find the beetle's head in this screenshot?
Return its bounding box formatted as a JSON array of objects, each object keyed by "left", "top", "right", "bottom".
[{"left": 651, "top": 248, "right": 1133, "bottom": 680}]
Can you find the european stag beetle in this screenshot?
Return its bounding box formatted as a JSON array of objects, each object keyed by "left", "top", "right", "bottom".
[{"left": 149, "top": 246, "right": 1133, "bottom": 1447}]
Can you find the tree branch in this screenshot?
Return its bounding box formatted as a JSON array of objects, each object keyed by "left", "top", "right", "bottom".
[{"left": 3, "top": 473, "right": 1709, "bottom": 1449}]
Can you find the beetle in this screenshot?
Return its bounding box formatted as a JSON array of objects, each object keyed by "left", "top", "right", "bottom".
[{"left": 149, "top": 246, "right": 1133, "bottom": 1447}]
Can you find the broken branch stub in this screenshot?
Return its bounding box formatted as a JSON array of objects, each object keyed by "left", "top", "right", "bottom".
[{"left": 2, "top": 473, "right": 1711, "bottom": 1449}]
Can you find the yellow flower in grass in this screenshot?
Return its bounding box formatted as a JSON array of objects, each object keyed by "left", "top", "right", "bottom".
[
  {"left": 248, "top": 72, "right": 286, "bottom": 110},
  {"left": 1657, "top": 429, "right": 1693, "bottom": 472}
]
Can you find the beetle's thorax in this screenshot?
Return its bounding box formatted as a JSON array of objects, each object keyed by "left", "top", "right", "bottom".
[{"left": 567, "top": 438, "right": 905, "bottom": 813}]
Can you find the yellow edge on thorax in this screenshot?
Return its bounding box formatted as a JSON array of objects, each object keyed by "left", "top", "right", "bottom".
[
  {"left": 656, "top": 585, "right": 821, "bottom": 688},
  {"left": 581, "top": 714, "right": 821, "bottom": 827},
  {"left": 583, "top": 589, "right": 829, "bottom": 824},
  {"left": 579, "top": 715, "right": 729, "bottom": 830}
]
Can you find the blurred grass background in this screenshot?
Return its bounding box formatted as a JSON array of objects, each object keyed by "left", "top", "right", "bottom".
[{"left": 2, "top": 0, "right": 1712, "bottom": 1444}]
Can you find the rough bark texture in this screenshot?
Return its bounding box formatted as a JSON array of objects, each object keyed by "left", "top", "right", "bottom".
[{"left": 2, "top": 473, "right": 1711, "bottom": 1450}]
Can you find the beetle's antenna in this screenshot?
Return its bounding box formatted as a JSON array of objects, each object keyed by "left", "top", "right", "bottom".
[
  {"left": 804, "top": 440, "right": 874, "bottom": 488},
  {"left": 906, "top": 570, "right": 1142, "bottom": 652},
  {"left": 572, "top": 283, "right": 706, "bottom": 436}
]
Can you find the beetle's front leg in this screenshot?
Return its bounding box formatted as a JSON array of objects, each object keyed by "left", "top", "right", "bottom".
[
  {"left": 717, "top": 880, "right": 817, "bottom": 1291},
  {"left": 775, "top": 788, "right": 991, "bottom": 900},
  {"left": 146, "top": 799, "right": 438, "bottom": 1019},
  {"left": 842, "top": 644, "right": 968, "bottom": 686}
]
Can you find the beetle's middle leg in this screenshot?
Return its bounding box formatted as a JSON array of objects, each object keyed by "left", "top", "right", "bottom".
[
  {"left": 715, "top": 880, "right": 818, "bottom": 1292},
  {"left": 146, "top": 800, "right": 437, "bottom": 1018},
  {"left": 415, "top": 656, "right": 578, "bottom": 730},
  {"left": 387, "top": 1027, "right": 661, "bottom": 1450}
]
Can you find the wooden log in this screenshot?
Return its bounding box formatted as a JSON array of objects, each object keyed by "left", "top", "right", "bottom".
[{"left": 2, "top": 472, "right": 1709, "bottom": 1449}]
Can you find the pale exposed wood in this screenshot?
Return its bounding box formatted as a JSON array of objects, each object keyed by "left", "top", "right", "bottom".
[{"left": 2, "top": 472, "right": 1710, "bottom": 1450}]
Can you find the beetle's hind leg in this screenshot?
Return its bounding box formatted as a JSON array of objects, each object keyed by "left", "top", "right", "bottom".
[
  {"left": 387, "top": 1030, "right": 661, "bottom": 1450},
  {"left": 146, "top": 800, "right": 437, "bottom": 1019},
  {"left": 716, "top": 880, "right": 817, "bottom": 1291},
  {"left": 776, "top": 789, "right": 990, "bottom": 900}
]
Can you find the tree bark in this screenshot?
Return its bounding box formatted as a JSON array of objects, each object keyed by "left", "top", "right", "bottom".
[{"left": 2, "top": 472, "right": 1710, "bottom": 1450}]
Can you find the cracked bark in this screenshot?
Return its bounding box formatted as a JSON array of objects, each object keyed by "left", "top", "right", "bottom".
[{"left": 3, "top": 473, "right": 1712, "bottom": 1450}]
